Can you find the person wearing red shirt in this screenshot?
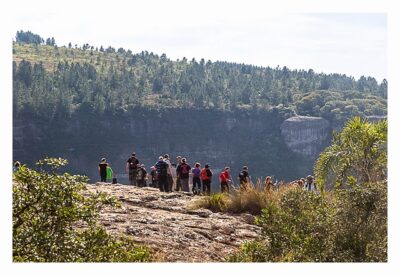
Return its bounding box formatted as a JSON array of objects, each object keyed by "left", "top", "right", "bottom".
[{"left": 219, "top": 167, "right": 231, "bottom": 193}]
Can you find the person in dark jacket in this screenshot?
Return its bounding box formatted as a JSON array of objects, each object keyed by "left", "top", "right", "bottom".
[
  {"left": 126, "top": 152, "right": 139, "bottom": 186},
  {"left": 98, "top": 158, "right": 108, "bottom": 183},
  {"left": 155, "top": 156, "right": 169, "bottom": 192}
]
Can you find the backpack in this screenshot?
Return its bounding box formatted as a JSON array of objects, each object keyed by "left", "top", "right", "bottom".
[
  {"left": 157, "top": 161, "right": 168, "bottom": 176},
  {"left": 129, "top": 157, "right": 138, "bottom": 170},
  {"left": 180, "top": 164, "right": 190, "bottom": 176},
  {"left": 206, "top": 169, "right": 212, "bottom": 178},
  {"left": 239, "top": 171, "right": 246, "bottom": 182}
]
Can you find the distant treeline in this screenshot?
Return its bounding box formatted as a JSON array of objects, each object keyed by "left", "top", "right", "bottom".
[{"left": 13, "top": 30, "right": 387, "bottom": 126}]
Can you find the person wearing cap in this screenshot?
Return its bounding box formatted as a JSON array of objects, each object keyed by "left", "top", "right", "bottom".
[
  {"left": 126, "top": 152, "right": 139, "bottom": 186},
  {"left": 238, "top": 166, "right": 250, "bottom": 191},
  {"left": 219, "top": 167, "right": 232, "bottom": 193},
  {"left": 98, "top": 158, "right": 108, "bottom": 183},
  {"left": 136, "top": 164, "right": 148, "bottom": 187},
  {"left": 201, "top": 164, "right": 213, "bottom": 195},
  {"left": 176, "top": 158, "right": 191, "bottom": 192}
]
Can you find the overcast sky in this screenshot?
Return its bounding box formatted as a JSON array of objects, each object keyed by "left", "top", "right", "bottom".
[{"left": 9, "top": 0, "right": 387, "bottom": 82}]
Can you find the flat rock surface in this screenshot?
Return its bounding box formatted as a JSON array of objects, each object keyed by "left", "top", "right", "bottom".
[{"left": 86, "top": 183, "right": 261, "bottom": 262}]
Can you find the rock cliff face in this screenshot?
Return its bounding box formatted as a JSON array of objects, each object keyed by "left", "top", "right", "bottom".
[
  {"left": 280, "top": 116, "right": 331, "bottom": 159},
  {"left": 14, "top": 109, "right": 327, "bottom": 182},
  {"left": 86, "top": 183, "right": 260, "bottom": 262}
]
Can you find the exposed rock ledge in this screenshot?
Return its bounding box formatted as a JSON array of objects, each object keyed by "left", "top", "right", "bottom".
[
  {"left": 86, "top": 183, "right": 261, "bottom": 262},
  {"left": 281, "top": 115, "right": 330, "bottom": 158}
]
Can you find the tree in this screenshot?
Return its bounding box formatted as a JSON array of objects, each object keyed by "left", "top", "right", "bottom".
[
  {"left": 16, "top": 30, "right": 44, "bottom": 44},
  {"left": 314, "top": 117, "right": 387, "bottom": 189},
  {"left": 13, "top": 158, "right": 152, "bottom": 262}
]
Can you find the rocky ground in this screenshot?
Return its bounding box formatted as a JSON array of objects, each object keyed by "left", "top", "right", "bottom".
[{"left": 85, "top": 183, "right": 261, "bottom": 262}]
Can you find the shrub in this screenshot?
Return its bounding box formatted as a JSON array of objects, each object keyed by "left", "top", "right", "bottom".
[
  {"left": 13, "top": 158, "right": 153, "bottom": 262},
  {"left": 229, "top": 182, "right": 387, "bottom": 262}
]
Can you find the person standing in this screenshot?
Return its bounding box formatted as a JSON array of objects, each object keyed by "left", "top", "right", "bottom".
[
  {"left": 201, "top": 164, "right": 212, "bottom": 195},
  {"left": 265, "top": 176, "right": 273, "bottom": 193},
  {"left": 175, "top": 156, "right": 182, "bottom": 191},
  {"left": 126, "top": 152, "right": 139, "bottom": 186},
  {"left": 98, "top": 158, "right": 108, "bottom": 183},
  {"left": 155, "top": 156, "right": 169, "bottom": 192},
  {"left": 163, "top": 154, "right": 174, "bottom": 192},
  {"left": 191, "top": 162, "right": 201, "bottom": 194},
  {"left": 176, "top": 158, "right": 191, "bottom": 192},
  {"left": 219, "top": 167, "right": 231, "bottom": 193},
  {"left": 306, "top": 175, "right": 316, "bottom": 192},
  {"left": 238, "top": 166, "right": 250, "bottom": 191}
]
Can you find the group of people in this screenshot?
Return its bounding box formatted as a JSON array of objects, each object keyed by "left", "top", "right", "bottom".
[
  {"left": 98, "top": 152, "right": 317, "bottom": 195},
  {"left": 125, "top": 153, "right": 213, "bottom": 195}
]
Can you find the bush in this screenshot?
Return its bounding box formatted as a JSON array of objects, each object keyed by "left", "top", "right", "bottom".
[
  {"left": 229, "top": 182, "right": 387, "bottom": 262},
  {"left": 13, "top": 158, "right": 153, "bottom": 262}
]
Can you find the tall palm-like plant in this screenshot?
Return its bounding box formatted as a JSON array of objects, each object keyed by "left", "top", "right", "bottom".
[{"left": 314, "top": 117, "right": 387, "bottom": 190}]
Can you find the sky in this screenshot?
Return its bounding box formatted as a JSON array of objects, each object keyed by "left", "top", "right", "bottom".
[
  {"left": 1, "top": 0, "right": 399, "bottom": 274},
  {"left": 8, "top": 1, "right": 387, "bottom": 82}
]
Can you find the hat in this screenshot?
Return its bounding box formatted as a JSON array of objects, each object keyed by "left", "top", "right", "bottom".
[
  {"left": 101, "top": 158, "right": 106, "bottom": 162},
  {"left": 132, "top": 152, "right": 136, "bottom": 156},
  {"left": 159, "top": 156, "right": 163, "bottom": 160},
  {"left": 243, "top": 166, "right": 248, "bottom": 170},
  {"left": 164, "top": 154, "right": 169, "bottom": 159}
]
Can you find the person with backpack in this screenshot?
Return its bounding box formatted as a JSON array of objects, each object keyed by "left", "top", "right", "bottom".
[
  {"left": 219, "top": 167, "right": 231, "bottom": 193},
  {"left": 191, "top": 162, "right": 202, "bottom": 195},
  {"left": 238, "top": 166, "right": 250, "bottom": 191},
  {"left": 126, "top": 152, "right": 139, "bottom": 186},
  {"left": 201, "top": 164, "right": 213, "bottom": 195},
  {"left": 150, "top": 166, "right": 158, "bottom": 188},
  {"left": 136, "top": 164, "right": 148, "bottom": 187},
  {"left": 106, "top": 163, "right": 113, "bottom": 183},
  {"left": 176, "top": 158, "right": 191, "bottom": 192},
  {"left": 155, "top": 156, "right": 169, "bottom": 192},
  {"left": 98, "top": 158, "right": 108, "bottom": 183}
]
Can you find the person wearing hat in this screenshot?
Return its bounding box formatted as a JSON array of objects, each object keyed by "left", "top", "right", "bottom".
[
  {"left": 238, "top": 166, "right": 250, "bottom": 191},
  {"left": 98, "top": 158, "right": 108, "bottom": 183},
  {"left": 201, "top": 164, "right": 213, "bottom": 195}
]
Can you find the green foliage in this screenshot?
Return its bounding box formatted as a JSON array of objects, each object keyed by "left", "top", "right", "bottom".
[
  {"left": 230, "top": 181, "right": 387, "bottom": 262},
  {"left": 13, "top": 158, "right": 152, "bottom": 262},
  {"left": 16, "top": 30, "right": 44, "bottom": 45},
  {"left": 314, "top": 117, "right": 387, "bottom": 189},
  {"left": 13, "top": 40, "right": 386, "bottom": 121},
  {"left": 193, "top": 193, "right": 229, "bottom": 212}
]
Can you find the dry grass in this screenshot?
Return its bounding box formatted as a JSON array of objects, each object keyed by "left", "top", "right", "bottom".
[{"left": 192, "top": 178, "right": 300, "bottom": 215}]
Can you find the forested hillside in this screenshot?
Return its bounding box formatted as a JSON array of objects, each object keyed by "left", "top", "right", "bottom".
[{"left": 12, "top": 31, "right": 387, "bottom": 181}]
